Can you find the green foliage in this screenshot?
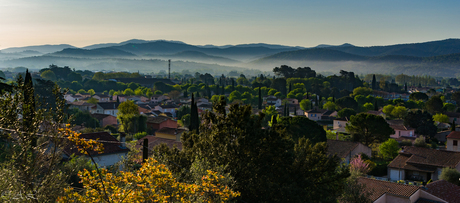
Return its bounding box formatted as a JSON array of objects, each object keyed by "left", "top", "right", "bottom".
[
  {"left": 353, "top": 87, "right": 373, "bottom": 97},
  {"left": 278, "top": 116, "right": 327, "bottom": 144},
  {"left": 426, "top": 95, "right": 444, "bottom": 114},
  {"left": 157, "top": 97, "right": 349, "bottom": 202},
  {"left": 154, "top": 90, "right": 163, "bottom": 95},
  {"left": 409, "top": 92, "right": 429, "bottom": 101},
  {"left": 71, "top": 110, "right": 100, "bottom": 128},
  {"left": 362, "top": 102, "right": 374, "bottom": 112},
  {"left": 299, "top": 99, "right": 312, "bottom": 111},
  {"left": 443, "top": 103, "right": 456, "bottom": 112},
  {"left": 181, "top": 114, "right": 191, "bottom": 127},
  {"left": 404, "top": 110, "right": 437, "bottom": 139},
  {"left": 338, "top": 108, "right": 357, "bottom": 118},
  {"left": 433, "top": 113, "right": 450, "bottom": 123},
  {"left": 41, "top": 70, "right": 57, "bottom": 81},
  {"left": 134, "top": 132, "right": 148, "bottom": 140},
  {"left": 123, "top": 88, "right": 134, "bottom": 96},
  {"left": 440, "top": 167, "right": 460, "bottom": 185},
  {"left": 379, "top": 139, "right": 400, "bottom": 160},
  {"left": 382, "top": 105, "right": 394, "bottom": 116},
  {"left": 346, "top": 113, "right": 395, "bottom": 146},
  {"left": 391, "top": 106, "right": 408, "bottom": 119},
  {"left": 399, "top": 140, "right": 413, "bottom": 147},
  {"left": 323, "top": 101, "right": 338, "bottom": 110},
  {"left": 87, "top": 97, "right": 98, "bottom": 104},
  {"left": 414, "top": 136, "right": 428, "bottom": 148},
  {"left": 336, "top": 96, "right": 358, "bottom": 110}
]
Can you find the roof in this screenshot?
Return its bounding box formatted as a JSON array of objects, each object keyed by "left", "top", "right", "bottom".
[
  {"left": 197, "top": 103, "right": 213, "bottom": 108},
  {"left": 358, "top": 177, "right": 420, "bottom": 201},
  {"left": 136, "top": 135, "right": 182, "bottom": 151},
  {"left": 447, "top": 131, "right": 460, "bottom": 139},
  {"left": 425, "top": 180, "right": 460, "bottom": 203},
  {"left": 70, "top": 101, "right": 95, "bottom": 106},
  {"left": 156, "top": 127, "right": 186, "bottom": 135},
  {"left": 97, "top": 102, "right": 120, "bottom": 110},
  {"left": 91, "top": 113, "right": 115, "bottom": 120},
  {"left": 146, "top": 116, "right": 170, "bottom": 124},
  {"left": 93, "top": 94, "right": 110, "bottom": 98},
  {"left": 445, "top": 112, "right": 460, "bottom": 118},
  {"left": 387, "top": 119, "right": 414, "bottom": 131},
  {"left": 334, "top": 117, "right": 349, "bottom": 121},
  {"left": 388, "top": 146, "right": 460, "bottom": 170},
  {"left": 366, "top": 110, "right": 384, "bottom": 116},
  {"left": 63, "top": 132, "right": 130, "bottom": 156},
  {"left": 159, "top": 104, "right": 178, "bottom": 109},
  {"left": 326, "top": 139, "right": 359, "bottom": 158},
  {"left": 306, "top": 109, "right": 327, "bottom": 114}
]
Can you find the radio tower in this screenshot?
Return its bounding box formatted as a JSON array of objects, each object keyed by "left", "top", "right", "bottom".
[{"left": 168, "top": 59, "right": 171, "bottom": 79}]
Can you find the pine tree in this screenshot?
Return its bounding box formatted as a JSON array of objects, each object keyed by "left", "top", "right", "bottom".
[
  {"left": 289, "top": 83, "right": 292, "bottom": 93},
  {"left": 215, "top": 85, "right": 220, "bottom": 95},
  {"left": 231, "top": 78, "right": 235, "bottom": 92}
]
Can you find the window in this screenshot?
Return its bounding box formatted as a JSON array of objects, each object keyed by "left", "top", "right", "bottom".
[{"left": 454, "top": 140, "right": 458, "bottom": 146}]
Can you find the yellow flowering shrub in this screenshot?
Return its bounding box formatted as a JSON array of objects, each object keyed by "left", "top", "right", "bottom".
[{"left": 58, "top": 158, "right": 240, "bottom": 203}]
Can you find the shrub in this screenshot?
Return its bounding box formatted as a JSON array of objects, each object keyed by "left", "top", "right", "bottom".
[
  {"left": 414, "top": 136, "right": 428, "bottom": 148},
  {"left": 134, "top": 132, "right": 147, "bottom": 140},
  {"left": 440, "top": 167, "right": 460, "bottom": 185},
  {"left": 399, "top": 140, "right": 413, "bottom": 147}
]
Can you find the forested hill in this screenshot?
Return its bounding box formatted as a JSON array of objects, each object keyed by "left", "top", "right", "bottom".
[
  {"left": 325, "top": 38, "right": 460, "bottom": 57},
  {"left": 48, "top": 47, "right": 136, "bottom": 57}
]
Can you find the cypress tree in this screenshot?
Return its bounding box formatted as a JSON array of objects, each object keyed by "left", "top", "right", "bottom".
[
  {"left": 374, "top": 100, "right": 378, "bottom": 111},
  {"left": 404, "top": 82, "right": 408, "bottom": 92},
  {"left": 315, "top": 95, "right": 318, "bottom": 107},
  {"left": 216, "top": 85, "right": 220, "bottom": 95},
  {"left": 231, "top": 78, "right": 235, "bottom": 92},
  {"left": 24, "top": 69, "right": 36, "bottom": 146},
  {"left": 189, "top": 93, "right": 199, "bottom": 133},
  {"left": 294, "top": 106, "right": 297, "bottom": 116},
  {"left": 372, "top": 74, "right": 376, "bottom": 90},
  {"left": 332, "top": 96, "right": 335, "bottom": 103},
  {"left": 258, "top": 87, "right": 262, "bottom": 110},
  {"left": 289, "top": 83, "right": 292, "bottom": 94},
  {"left": 452, "top": 120, "right": 456, "bottom": 132},
  {"left": 184, "top": 89, "right": 188, "bottom": 98}
]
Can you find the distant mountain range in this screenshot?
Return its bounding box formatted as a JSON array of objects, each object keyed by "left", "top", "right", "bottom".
[{"left": 2, "top": 38, "right": 460, "bottom": 77}]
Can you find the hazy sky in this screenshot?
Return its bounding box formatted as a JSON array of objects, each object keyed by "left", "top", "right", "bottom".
[{"left": 1, "top": 0, "right": 459, "bottom": 49}]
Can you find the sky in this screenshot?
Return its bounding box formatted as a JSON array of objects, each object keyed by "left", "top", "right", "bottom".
[{"left": 1, "top": 0, "right": 459, "bottom": 49}]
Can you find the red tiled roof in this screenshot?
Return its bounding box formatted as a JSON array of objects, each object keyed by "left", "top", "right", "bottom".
[
  {"left": 326, "top": 139, "right": 359, "bottom": 158},
  {"left": 63, "top": 132, "right": 129, "bottom": 156},
  {"left": 447, "top": 131, "right": 460, "bottom": 139},
  {"left": 425, "top": 179, "right": 460, "bottom": 203},
  {"left": 156, "top": 127, "right": 186, "bottom": 135},
  {"left": 135, "top": 135, "right": 182, "bottom": 151},
  {"left": 358, "top": 177, "right": 420, "bottom": 201},
  {"left": 388, "top": 146, "right": 460, "bottom": 170}
]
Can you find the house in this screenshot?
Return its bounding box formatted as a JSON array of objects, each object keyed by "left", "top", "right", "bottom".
[
  {"left": 146, "top": 116, "right": 178, "bottom": 132},
  {"left": 286, "top": 98, "right": 298, "bottom": 105},
  {"left": 62, "top": 132, "right": 130, "bottom": 167},
  {"left": 65, "top": 94, "right": 83, "bottom": 102},
  {"left": 366, "top": 110, "right": 386, "bottom": 117},
  {"left": 150, "top": 94, "right": 169, "bottom": 103},
  {"left": 332, "top": 117, "right": 349, "bottom": 133},
  {"left": 445, "top": 112, "right": 460, "bottom": 123},
  {"left": 197, "top": 103, "right": 213, "bottom": 111},
  {"left": 90, "top": 113, "right": 118, "bottom": 127},
  {"left": 425, "top": 180, "right": 460, "bottom": 203},
  {"left": 112, "top": 94, "right": 129, "bottom": 102},
  {"left": 357, "top": 177, "right": 447, "bottom": 203},
  {"left": 305, "top": 109, "right": 337, "bottom": 121},
  {"left": 154, "top": 104, "right": 178, "bottom": 117},
  {"left": 263, "top": 96, "right": 282, "bottom": 107},
  {"left": 92, "top": 94, "right": 111, "bottom": 102},
  {"left": 386, "top": 120, "right": 415, "bottom": 140},
  {"left": 326, "top": 139, "right": 371, "bottom": 164},
  {"left": 135, "top": 135, "right": 182, "bottom": 155},
  {"left": 91, "top": 102, "right": 120, "bottom": 116},
  {"left": 387, "top": 146, "right": 460, "bottom": 182},
  {"left": 76, "top": 93, "right": 91, "bottom": 99},
  {"left": 446, "top": 131, "right": 460, "bottom": 152},
  {"left": 69, "top": 101, "right": 95, "bottom": 112},
  {"left": 155, "top": 127, "right": 186, "bottom": 142}
]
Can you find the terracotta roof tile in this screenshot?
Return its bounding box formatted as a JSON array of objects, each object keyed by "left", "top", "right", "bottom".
[
  {"left": 326, "top": 139, "right": 359, "bottom": 158},
  {"left": 136, "top": 136, "right": 182, "bottom": 151},
  {"left": 156, "top": 127, "right": 186, "bottom": 135},
  {"left": 426, "top": 179, "right": 460, "bottom": 203},
  {"left": 447, "top": 131, "right": 460, "bottom": 139},
  {"left": 146, "top": 116, "right": 170, "bottom": 124},
  {"left": 388, "top": 146, "right": 460, "bottom": 170},
  {"left": 358, "top": 177, "right": 420, "bottom": 201}
]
